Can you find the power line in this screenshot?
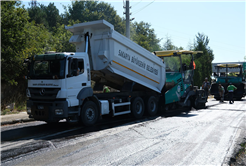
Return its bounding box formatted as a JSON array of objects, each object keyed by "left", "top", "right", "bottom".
[
  {"left": 131, "top": 0, "right": 142, "bottom": 7},
  {"left": 132, "top": 0, "right": 155, "bottom": 15}
]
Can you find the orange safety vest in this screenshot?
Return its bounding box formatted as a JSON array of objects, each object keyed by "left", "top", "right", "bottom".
[{"left": 193, "top": 61, "right": 196, "bottom": 69}]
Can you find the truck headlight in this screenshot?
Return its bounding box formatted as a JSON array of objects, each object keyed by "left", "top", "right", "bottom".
[
  {"left": 55, "top": 109, "right": 63, "bottom": 115},
  {"left": 26, "top": 88, "right": 31, "bottom": 97}
]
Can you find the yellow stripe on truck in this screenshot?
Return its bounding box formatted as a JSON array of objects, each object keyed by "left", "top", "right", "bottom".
[{"left": 112, "top": 60, "right": 159, "bottom": 84}]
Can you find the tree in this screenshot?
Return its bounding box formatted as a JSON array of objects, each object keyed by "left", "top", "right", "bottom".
[
  {"left": 52, "top": 20, "right": 79, "bottom": 52},
  {"left": 1, "top": 1, "right": 29, "bottom": 85},
  {"left": 162, "top": 35, "right": 183, "bottom": 50},
  {"left": 45, "top": 3, "right": 62, "bottom": 30},
  {"left": 24, "top": 21, "right": 54, "bottom": 55},
  {"left": 27, "top": 4, "right": 49, "bottom": 28},
  {"left": 96, "top": 2, "right": 125, "bottom": 34},
  {"left": 28, "top": 2, "right": 62, "bottom": 31},
  {"left": 63, "top": 1, "right": 125, "bottom": 34},
  {"left": 193, "top": 33, "right": 214, "bottom": 86},
  {"left": 1, "top": 1, "right": 55, "bottom": 109},
  {"left": 131, "top": 21, "right": 161, "bottom": 52},
  {"left": 1, "top": 1, "right": 30, "bottom": 108}
]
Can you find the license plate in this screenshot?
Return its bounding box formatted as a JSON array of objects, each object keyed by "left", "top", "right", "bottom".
[{"left": 37, "top": 105, "right": 44, "bottom": 109}]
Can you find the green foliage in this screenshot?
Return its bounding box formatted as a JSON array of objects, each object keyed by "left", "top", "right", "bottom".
[
  {"left": 25, "top": 21, "right": 54, "bottom": 55},
  {"left": 131, "top": 21, "right": 161, "bottom": 52},
  {"left": 28, "top": 4, "right": 49, "bottom": 28},
  {"left": 193, "top": 33, "right": 214, "bottom": 86},
  {"left": 1, "top": 1, "right": 54, "bottom": 109},
  {"left": 162, "top": 35, "right": 183, "bottom": 51},
  {"left": 52, "top": 20, "right": 78, "bottom": 52},
  {"left": 63, "top": 1, "right": 125, "bottom": 34},
  {"left": 1, "top": 1, "right": 29, "bottom": 85},
  {"left": 27, "top": 2, "right": 61, "bottom": 31},
  {"left": 45, "top": 3, "right": 62, "bottom": 30},
  {"left": 193, "top": 60, "right": 202, "bottom": 86}
]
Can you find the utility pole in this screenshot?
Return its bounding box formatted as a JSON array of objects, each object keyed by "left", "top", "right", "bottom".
[
  {"left": 125, "top": 0, "right": 130, "bottom": 38},
  {"left": 123, "top": 0, "right": 134, "bottom": 39}
]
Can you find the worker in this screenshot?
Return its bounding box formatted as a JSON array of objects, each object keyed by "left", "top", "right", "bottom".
[
  {"left": 218, "top": 84, "right": 225, "bottom": 102},
  {"left": 202, "top": 77, "right": 210, "bottom": 100},
  {"left": 77, "top": 68, "right": 80, "bottom": 75},
  {"left": 227, "top": 83, "right": 237, "bottom": 104},
  {"left": 189, "top": 59, "right": 196, "bottom": 70},
  {"left": 103, "top": 86, "right": 110, "bottom": 93}
]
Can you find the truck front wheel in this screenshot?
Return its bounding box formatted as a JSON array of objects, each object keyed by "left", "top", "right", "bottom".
[
  {"left": 146, "top": 96, "right": 158, "bottom": 116},
  {"left": 80, "top": 101, "right": 99, "bottom": 126},
  {"left": 131, "top": 97, "right": 144, "bottom": 119}
]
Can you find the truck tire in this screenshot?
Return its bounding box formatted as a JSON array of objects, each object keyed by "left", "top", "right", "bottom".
[
  {"left": 146, "top": 96, "right": 158, "bottom": 116},
  {"left": 131, "top": 97, "right": 144, "bottom": 119},
  {"left": 80, "top": 101, "right": 99, "bottom": 126}
]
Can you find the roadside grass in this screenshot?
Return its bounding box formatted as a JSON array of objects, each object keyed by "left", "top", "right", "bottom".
[
  {"left": 1, "top": 105, "right": 26, "bottom": 115},
  {"left": 231, "top": 141, "right": 246, "bottom": 166},
  {"left": 236, "top": 142, "right": 246, "bottom": 159}
]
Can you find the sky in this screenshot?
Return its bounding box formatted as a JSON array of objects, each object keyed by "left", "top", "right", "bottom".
[{"left": 21, "top": 0, "right": 245, "bottom": 63}]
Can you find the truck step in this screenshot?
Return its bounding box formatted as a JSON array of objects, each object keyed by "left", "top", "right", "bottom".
[
  {"left": 113, "top": 102, "right": 131, "bottom": 107},
  {"left": 114, "top": 110, "right": 131, "bottom": 116}
]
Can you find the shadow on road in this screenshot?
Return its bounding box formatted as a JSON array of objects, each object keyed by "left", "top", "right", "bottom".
[
  {"left": 1, "top": 107, "right": 196, "bottom": 142},
  {"left": 176, "top": 113, "right": 198, "bottom": 118}
]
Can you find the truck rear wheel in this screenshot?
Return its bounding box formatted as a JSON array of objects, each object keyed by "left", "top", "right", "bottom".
[
  {"left": 146, "top": 96, "right": 158, "bottom": 116},
  {"left": 81, "top": 101, "right": 99, "bottom": 126},
  {"left": 131, "top": 97, "right": 144, "bottom": 119}
]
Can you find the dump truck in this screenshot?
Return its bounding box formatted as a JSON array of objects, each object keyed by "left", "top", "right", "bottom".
[
  {"left": 210, "top": 63, "right": 246, "bottom": 100},
  {"left": 24, "top": 20, "right": 205, "bottom": 126}
]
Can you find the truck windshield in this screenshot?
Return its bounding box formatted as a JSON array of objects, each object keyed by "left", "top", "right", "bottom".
[
  {"left": 216, "top": 66, "right": 242, "bottom": 77},
  {"left": 29, "top": 59, "right": 66, "bottom": 79}
]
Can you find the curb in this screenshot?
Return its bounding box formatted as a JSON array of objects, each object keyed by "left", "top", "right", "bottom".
[{"left": 1, "top": 118, "right": 35, "bottom": 126}]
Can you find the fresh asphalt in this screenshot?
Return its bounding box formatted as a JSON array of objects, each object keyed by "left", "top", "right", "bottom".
[{"left": 1, "top": 97, "right": 245, "bottom": 165}]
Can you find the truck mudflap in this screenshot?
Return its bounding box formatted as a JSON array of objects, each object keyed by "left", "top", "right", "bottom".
[
  {"left": 27, "top": 100, "right": 68, "bottom": 122},
  {"left": 193, "top": 89, "right": 207, "bottom": 109}
]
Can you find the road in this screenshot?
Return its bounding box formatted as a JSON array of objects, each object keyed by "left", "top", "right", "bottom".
[{"left": 1, "top": 98, "right": 245, "bottom": 166}]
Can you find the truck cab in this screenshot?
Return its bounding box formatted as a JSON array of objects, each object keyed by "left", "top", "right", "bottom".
[{"left": 25, "top": 52, "right": 93, "bottom": 123}]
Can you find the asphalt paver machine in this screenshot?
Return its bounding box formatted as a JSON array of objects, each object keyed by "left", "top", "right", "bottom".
[
  {"left": 210, "top": 63, "right": 246, "bottom": 100},
  {"left": 154, "top": 50, "right": 207, "bottom": 112}
]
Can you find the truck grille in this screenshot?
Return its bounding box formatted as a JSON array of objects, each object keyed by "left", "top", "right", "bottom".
[{"left": 29, "top": 88, "right": 61, "bottom": 100}]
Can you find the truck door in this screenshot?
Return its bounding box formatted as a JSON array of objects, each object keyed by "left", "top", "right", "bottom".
[{"left": 66, "top": 58, "right": 88, "bottom": 107}]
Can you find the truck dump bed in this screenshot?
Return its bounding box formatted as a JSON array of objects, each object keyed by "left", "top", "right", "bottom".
[{"left": 65, "top": 20, "right": 165, "bottom": 93}]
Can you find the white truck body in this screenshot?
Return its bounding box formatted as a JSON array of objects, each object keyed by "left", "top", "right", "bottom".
[{"left": 65, "top": 20, "right": 165, "bottom": 93}]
